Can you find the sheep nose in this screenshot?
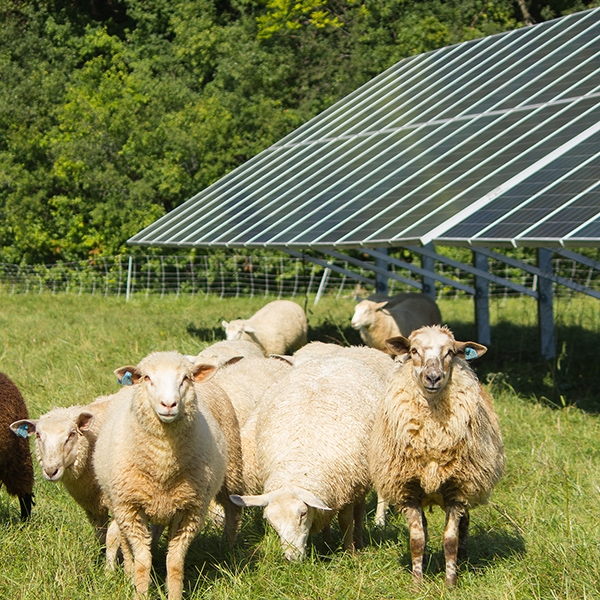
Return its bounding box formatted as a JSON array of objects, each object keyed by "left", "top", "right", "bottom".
[
  {"left": 44, "top": 467, "right": 59, "bottom": 479},
  {"left": 425, "top": 372, "right": 442, "bottom": 387},
  {"left": 161, "top": 399, "right": 177, "bottom": 410}
]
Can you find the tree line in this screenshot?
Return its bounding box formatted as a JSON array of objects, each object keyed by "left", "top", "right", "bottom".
[{"left": 1, "top": 0, "right": 596, "bottom": 264}]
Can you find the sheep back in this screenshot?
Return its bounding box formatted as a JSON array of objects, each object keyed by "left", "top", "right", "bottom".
[
  {"left": 224, "top": 300, "right": 308, "bottom": 355},
  {"left": 256, "top": 356, "right": 381, "bottom": 517}
]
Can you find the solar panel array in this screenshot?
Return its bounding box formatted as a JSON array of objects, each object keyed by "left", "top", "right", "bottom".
[{"left": 129, "top": 8, "right": 600, "bottom": 250}]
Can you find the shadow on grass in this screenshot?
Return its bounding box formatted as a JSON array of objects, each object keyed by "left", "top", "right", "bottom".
[
  {"left": 307, "top": 317, "right": 600, "bottom": 413},
  {"left": 186, "top": 323, "right": 225, "bottom": 344},
  {"left": 387, "top": 521, "right": 526, "bottom": 581}
]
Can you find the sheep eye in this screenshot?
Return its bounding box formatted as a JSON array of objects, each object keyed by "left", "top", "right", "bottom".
[{"left": 411, "top": 348, "right": 418, "bottom": 355}]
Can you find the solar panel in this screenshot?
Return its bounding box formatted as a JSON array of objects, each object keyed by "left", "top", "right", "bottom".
[{"left": 129, "top": 8, "right": 600, "bottom": 250}]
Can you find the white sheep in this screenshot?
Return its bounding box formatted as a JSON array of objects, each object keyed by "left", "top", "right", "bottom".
[
  {"left": 282, "top": 342, "right": 394, "bottom": 527},
  {"left": 231, "top": 354, "right": 383, "bottom": 561},
  {"left": 94, "top": 352, "right": 230, "bottom": 600},
  {"left": 351, "top": 292, "right": 442, "bottom": 354},
  {"left": 222, "top": 300, "right": 308, "bottom": 355},
  {"left": 10, "top": 393, "right": 122, "bottom": 544},
  {"left": 369, "top": 325, "right": 505, "bottom": 587}
]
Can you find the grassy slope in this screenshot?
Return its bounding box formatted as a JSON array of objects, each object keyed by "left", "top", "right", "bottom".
[{"left": 0, "top": 293, "right": 599, "bottom": 599}]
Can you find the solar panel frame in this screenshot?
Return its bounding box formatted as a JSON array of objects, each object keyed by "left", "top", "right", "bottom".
[{"left": 128, "top": 8, "right": 600, "bottom": 251}]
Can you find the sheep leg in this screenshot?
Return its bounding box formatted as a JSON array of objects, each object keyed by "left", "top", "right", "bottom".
[
  {"left": 165, "top": 511, "right": 204, "bottom": 600},
  {"left": 353, "top": 498, "right": 366, "bottom": 549},
  {"left": 105, "top": 519, "right": 122, "bottom": 572},
  {"left": 18, "top": 494, "right": 33, "bottom": 521},
  {"left": 405, "top": 505, "right": 427, "bottom": 584},
  {"left": 443, "top": 504, "right": 463, "bottom": 588},
  {"left": 374, "top": 494, "right": 388, "bottom": 528},
  {"left": 220, "top": 496, "right": 242, "bottom": 548},
  {"left": 338, "top": 504, "right": 355, "bottom": 552},
  {"left": 116, "top": 510, "right": 152, "bottom": 599},
  {"left": 458, "top": 508, "right": 470, "bottom": 561}
]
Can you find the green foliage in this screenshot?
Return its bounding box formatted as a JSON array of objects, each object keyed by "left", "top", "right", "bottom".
[{"left": 0, "top": 0, "right": 598, "bottom": 263}]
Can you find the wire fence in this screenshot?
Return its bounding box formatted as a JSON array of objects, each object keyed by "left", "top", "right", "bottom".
[{"left": 0, "top": 254, "right": 598, "bottom": 300}]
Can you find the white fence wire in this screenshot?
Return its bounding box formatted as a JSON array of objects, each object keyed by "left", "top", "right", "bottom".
[{"left": 0, "top": 254, "right": 598, "bottom": 299}]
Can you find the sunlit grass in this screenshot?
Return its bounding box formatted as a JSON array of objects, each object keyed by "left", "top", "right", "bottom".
[{"left": 1, "top": 292, "right": 599, "bottom": 599}]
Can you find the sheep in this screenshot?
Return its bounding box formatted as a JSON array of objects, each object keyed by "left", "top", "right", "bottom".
[
  {"left": 368, "top": 325, "right": 505, "bottom": 587},
  {"left": 9, "top": 393, "right": 120, "bottom": 543},
  {"left": 231, "top": 354, "right": 383, "bottom": 561},
  {"left": 94, "top": 352, "right": 232, "bottom": 600},
  {"left": 222, "top": 300, "right": 308, "bottom": 356},
  {"left": 351, "top": 292, "right": 442, "bottom": 354},
  {"left": 1, "top": 372, "right": 34, "bottom": 521}
]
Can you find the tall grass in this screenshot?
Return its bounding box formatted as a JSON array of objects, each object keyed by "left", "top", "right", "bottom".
[{"left": 1, "top": 293, "right": 599, "bottom": 599}]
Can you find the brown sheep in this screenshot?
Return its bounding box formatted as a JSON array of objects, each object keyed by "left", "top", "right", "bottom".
[
  {"left": 1, "top": 372, "right": 34, "bottom": 520},
  {"left": 368, "top": 325, "right": 505, "bottom": 587}
]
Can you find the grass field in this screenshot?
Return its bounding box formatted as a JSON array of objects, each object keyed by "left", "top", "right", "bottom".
[{"left": 1, "top": 293, "right": 599, "bottom": 599}]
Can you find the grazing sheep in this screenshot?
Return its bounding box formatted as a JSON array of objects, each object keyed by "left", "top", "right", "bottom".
[
  {"left": 10, "top": 392, "right": 124, "bottom": 543},
  {"left": 231, "top": 354, "right": 383, "bottom": 561},
  {"left": 95, "top": 352, "right": 230, "bottom": 600},
  {"left": 1, "top": 372, "right": 34, "bottom": 521},
  {"left": 222, "top": 300, "right": 308, "bottom": 356},
  {"left": 351, "top": 293, "right": 442, "bottom": 354},
  {"left": 369, "top": 325, "right": 505, "bottom": 587}
]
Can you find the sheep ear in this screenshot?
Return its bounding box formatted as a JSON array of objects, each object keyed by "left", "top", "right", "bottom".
[
  {"left": 374, "top": 301, "right": 389, "bottom": 311},
  {"left": 385, "top": 335, "right": 411, "bottom": 356},
  {"left": 114, "top": 366, "right": 141, "bottom": 385},
  {"left": 10, "top": 419, "right": 37, "bottom": 438},
  {"left": 223, "top": 356, "right": 244, "bottom": 367},
  {"left": 76, "top": 412, "right": 94, "bottom": 433},
  {"left": 243, "top": 324, "right": 256, "bottom": 333},
  {"left": 269, "top": 354, "right": 294, "bottom": 365},
  {"left": 296, "top": 489, "right": 332, "bottom": 511},
  {"left": 221, "top": 320, "right": 229, "bottom": 328},
  {"left": 192, "top": 363, "right": 218, "bottom": 383},
  {"left": 455, "top": 342, "right": 487, "bottom": 360},
  {"left": 229, "top": 493, "right": 272, "bottom": 508}
]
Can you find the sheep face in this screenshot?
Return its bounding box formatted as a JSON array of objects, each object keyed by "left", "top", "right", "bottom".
[
  {"left": 386, "top": 326, "right": 486, "bottom": 399},
  {"left": 222, "top": 319, "right": 254, "bottom": 341},
  {"left": 230, "top": 488, "right": 331, "bottom": 561},
  {"left": 115, "top": 352, "right": 218, "bottom": 424},
  {"left": 350, "top": 300, "right": 387, "bottom": 330},
  {"left": 10, "top": 411, "right": 94, "bottom": 481}
]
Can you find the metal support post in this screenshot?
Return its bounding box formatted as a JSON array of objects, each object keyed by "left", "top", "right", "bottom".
[
  {"left": 473, "top": 251, "right": 491, "bottom": 347},
  {"left": 374, "top": 248, "right": 389, "bottom": 296},
  {"left": 421, "top": 243, "right": 436, "bottom": 300},
  {"left": 537, "top": 248, "right": 555, "bottom": 360}
]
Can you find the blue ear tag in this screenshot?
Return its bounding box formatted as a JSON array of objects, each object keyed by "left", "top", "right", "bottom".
[
  {"left": 119, "top": 371, "right": 133, "bottom": 386},
  {"left": 464, "top": 347, "right": 478, "bottom": 361},
  {"left": 16, "top": 424, "right": 30, "bottom": 438}
]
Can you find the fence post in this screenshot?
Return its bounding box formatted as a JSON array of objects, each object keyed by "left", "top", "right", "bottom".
[
  {"left": 314, "top": 266, "right": 331, "bottom": 305},
  {"left": 126, "top": 256, "right": 133, "bottom": 302}
]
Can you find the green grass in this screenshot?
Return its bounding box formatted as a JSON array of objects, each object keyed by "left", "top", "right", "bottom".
[{"left": 1, "top": 293, "right": 600, "bottom": 599}]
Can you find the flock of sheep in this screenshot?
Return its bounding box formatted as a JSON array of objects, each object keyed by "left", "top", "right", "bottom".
[{"left": 0, "top": 295, "right": 505, "bottom": 599}]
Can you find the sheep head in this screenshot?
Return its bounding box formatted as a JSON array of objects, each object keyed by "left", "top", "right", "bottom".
[
  {"left": 386, "top": 325, "right": 486, "bottom": 399},
  {"left": 10, "top": 410, "right": 94, "bottom": 481},
  {"left": 230, "top": 487, "right": 331, "bottom": 561},
  {"left": 115, "top": 352, "right": 218, "bottom": 424},
  {"left": 351, "top": 300, "right": 388, "bottom": 330},
  {"left": 222, "top": 319, "right": 255, "bottom": 340}
]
